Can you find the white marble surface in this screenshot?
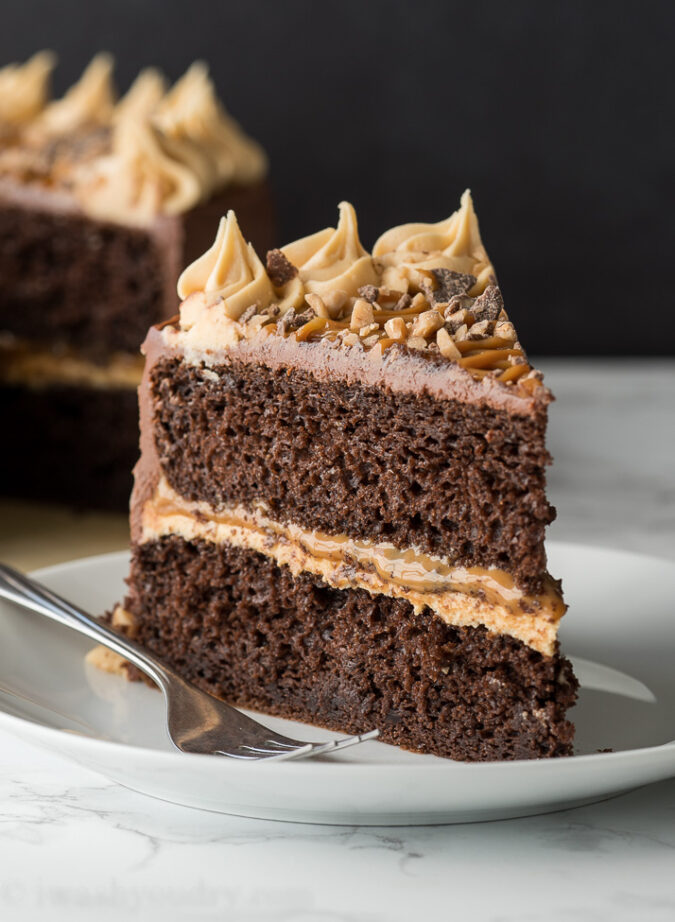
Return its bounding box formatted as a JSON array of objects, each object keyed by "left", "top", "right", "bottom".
[{"left": 1, "top": 358, "right": 674, "bottom": 922}]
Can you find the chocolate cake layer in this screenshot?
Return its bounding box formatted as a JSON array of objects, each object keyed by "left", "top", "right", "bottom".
[
  {"left": 0, "top": 383, "right": 137, "bottom": 508},
  {"left": 0, "top": 195, "right": 176, "bottom": 357},
  {"left": 122, "top": 536, "right": 577, "bottom": 761},
  {"left": 0, "top": 179, "right": 275, "bottom": 358},
  {"left": 150, "top": 357, "right": 554, "bottom": 592}
]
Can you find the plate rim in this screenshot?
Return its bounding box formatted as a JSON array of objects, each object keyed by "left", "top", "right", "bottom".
[{"left": 0, "top": 541, "right": 671, "bottom": 777}]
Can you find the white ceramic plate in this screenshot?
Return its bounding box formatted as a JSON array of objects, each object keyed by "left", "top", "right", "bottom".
[{"left": 0, "top": 543, "right": 674, "bottom": 825}]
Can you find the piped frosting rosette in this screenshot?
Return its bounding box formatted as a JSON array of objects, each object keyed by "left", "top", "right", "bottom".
[{"left": 372, "top": 190, "right": 495, "bottom": 295}]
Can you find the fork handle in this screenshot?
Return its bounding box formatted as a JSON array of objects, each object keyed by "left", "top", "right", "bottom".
[{"left": 0, "top": 562, "right": 172, "bottom": 691}]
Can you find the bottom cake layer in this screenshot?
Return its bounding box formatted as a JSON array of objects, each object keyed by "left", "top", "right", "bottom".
[
  {"left": 0, "top": 383, "right": 138, "bottom": 509},
  {"left": 120, "top": 536, "right": 578, "bottom": 761}
]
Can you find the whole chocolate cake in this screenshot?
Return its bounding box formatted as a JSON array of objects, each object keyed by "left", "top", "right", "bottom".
[
  {"left": 0, "top": 53, "right": 274, "bottom": 508},
  {"left": 99, "top": 192, "right": 577, "bottom": 761}
]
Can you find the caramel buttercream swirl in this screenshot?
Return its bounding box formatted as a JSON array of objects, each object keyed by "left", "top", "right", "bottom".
[
  {"left": 154, "top": 62, "right": 267, "bottom": 187},
  {"left": 177, "top": 210, "right": 276, "bottom": 317},
  {"left": 114, "top": 68, "right": 167, "bottom": 122},
  {"left": 27, "top": 53, "right": 116, "bottom": 138},
  {"left": 72, "top": 115, "right": 211, "bottom": 222},
  {"left": 0, "top": 51, "right": 56, "bottom": 127},
  {"left": 281, "top": 201, "right": 378, "bottom": 298},
  {"left": 372, "top": 189, "right": 495, "bottom": 295}
]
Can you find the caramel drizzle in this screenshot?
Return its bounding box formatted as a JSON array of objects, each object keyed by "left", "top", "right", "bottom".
[
  {"left": 148, "top": 489, "right": 565, "bottom": 623},
  {"left": 284, "top": 312, "right": 531, "bottom": 383}
]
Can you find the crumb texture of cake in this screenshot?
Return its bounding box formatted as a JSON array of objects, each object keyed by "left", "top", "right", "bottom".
[
  {"left": 117, "top": 190, "right": 577, "bottom": 760},
  {"left": 122, "top": 537, "right": 577, "bottom": 762},
  {"left": 0, "top": 51, "right": 275, "bottom": 508},
  {"left": 150, "top": 357, "right": 553, "bottom": 592}
]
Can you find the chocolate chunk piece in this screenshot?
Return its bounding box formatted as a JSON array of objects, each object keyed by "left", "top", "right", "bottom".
[
  {"left": 278, "top": 307, "right": 314, "bottom": 334},
  {"left": 429, "top": 269, "right": 477, "bottom": 304},
  {"left": 266, "top": 249, "right": 298, "bottom": 287},
  {"left": 238, "top": 303, "right": 260, "bottom": 324},
  {"left": 357, "top": 285, "right": 380, "bottom": 303},
  {"left": 471, "top": 285, "right": 504, "bottom": 322}
]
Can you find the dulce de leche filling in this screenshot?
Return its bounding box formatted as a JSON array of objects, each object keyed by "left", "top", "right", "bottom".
[{"left": 142, "top": 478, "right": 566, "bottom": 656}]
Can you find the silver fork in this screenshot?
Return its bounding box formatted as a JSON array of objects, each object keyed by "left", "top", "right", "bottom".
[{"left": 0, "top": 563, "right": 379, "bottom": 761}]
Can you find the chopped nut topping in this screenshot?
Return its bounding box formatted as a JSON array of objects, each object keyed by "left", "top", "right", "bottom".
[
  {"left": 350, "top": 298, "right": 375, "bottom": 331},
  {"left": 357, "top": 284, "right": 379, "bottom": 303},
  {"left": 436, "top": 327, "right": 461, "bottom": 360},
  {"left": 384, "top": 316, "right": 407, "bottom": 341},
  {"left": 304, "top": 292, "right": 330, "bottom": 318},
  {"left": 406, "top": 336, "right": 428, "bottom": 351},
  {"left": 341, "top": 331, "right": 360, "bottom": 346},
  {"left": 471, "top": 285, "right": 504, "bottom": 322},
  {"left": 359, "top": 322, "right": 380, "bottom": 338},
  {"left": 495, "top": 320, "right": 516, "bottom": 342},
  {"left": 266, "top": 248, "right": 298, "bottom": 287},
  {"left": 411, "top": 309, "right": 444, "bottom": 339},
  {"left": 453, "top": 323, "right": 469, "bottom": 342}
]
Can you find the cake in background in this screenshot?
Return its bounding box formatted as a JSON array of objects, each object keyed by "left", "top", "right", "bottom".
[
  {"left": 94, "top": 192, "right": 577, "bottom": 762},
  {"left": 0, "top": 52, "right": 274, "bottom": 509}
]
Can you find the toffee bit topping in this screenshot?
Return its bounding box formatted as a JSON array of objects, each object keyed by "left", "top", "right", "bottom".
[
  {"left": 357, "top": 284, "right": 379, "bottom": 303},
  {"left": 445, "top": 308, "right": 474, "bottom": 332},
  {"left": 470, "top": 285, "right": 504, "bottom": 322},
  {"left": 394, "top": 293, "right": 412, "bottom": 311},
  {"left": 445, "top": 293, "right": 475, "bottom": 315},
  {"left": 466, "top": 319, "right": 496, "bottom": 340},
  {"left": 278, "top": 307, "right": 314, "bottom": 334},
  {"left": 238, "top": 303, "right": 259, "bottom": 325},
  {"left": 428, "top": 268, "right": 477, "bottom": 304},
  {"left": 266, "top": 248, "right": 298, "bottom": 287}
]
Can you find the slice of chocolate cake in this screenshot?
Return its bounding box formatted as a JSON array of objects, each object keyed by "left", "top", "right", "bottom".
[
  {"left": 105, "top": 192, "right": 577, "bottom": 761},
  {"left": 0, "top": 54, "right": 274, "bottom": 509}
]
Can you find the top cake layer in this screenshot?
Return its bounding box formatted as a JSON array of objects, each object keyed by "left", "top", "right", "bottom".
[
  {"left": 0, "top": 52, "right": 268, "bottom": 225},
  {"left": 159, "top": 190, "right": 547, "bottom": 411}
]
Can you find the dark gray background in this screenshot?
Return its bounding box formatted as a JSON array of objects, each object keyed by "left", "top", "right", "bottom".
[{"left": 2, "top": 0, "right": 673, "bottom": 355}]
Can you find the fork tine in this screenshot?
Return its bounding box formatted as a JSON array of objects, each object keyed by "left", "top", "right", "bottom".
[
  {"left": 217, "top": 729, "right": 380, "bottom": 761},
  {"left": 271, "top": 729, "right": 381, "bottom": 762}
]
